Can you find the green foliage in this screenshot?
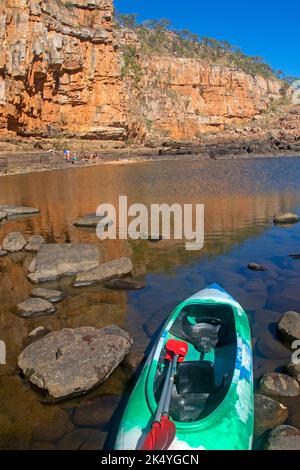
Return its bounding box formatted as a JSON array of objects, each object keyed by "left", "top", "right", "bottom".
[
  {"left": 115, "top": 11, "right": 285, "bottom": 81},
  {"left": 121, "top": 46, "right": 143, "bottom": 84}
]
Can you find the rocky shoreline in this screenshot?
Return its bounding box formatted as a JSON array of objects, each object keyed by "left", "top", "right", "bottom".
[{"left": 1, "top": 136, "right": 300, "bottom": 177}]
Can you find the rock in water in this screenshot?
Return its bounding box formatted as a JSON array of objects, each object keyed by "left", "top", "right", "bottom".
[
  {"left": 72, "top": 394, "right": 121, "bottom": 427},
  {"left": 74, "top": 214, "right": 113, "bottom": 228},
  {"left": 0, "top": 211, "right": 7, "bottom": 221},
  {"left": 16, "top": 298, "right": 56, "bottom": 317},
  {"left": 258, "top": 372, "right": 300, "bottom": 397},
  {"left": 25, "top": 235, "right": 45, "bottom": 253},
  {"left": 273, "top": 212, "right": 300, "bottom": 224},
  {"left": 0, "top": 249, "right": 8, "bottom": 257},
  {"left": 265, "top": 425, "right": 300, "bottom": 450},
  {"left": 31, "top": 288, "right": 65, "bottom": 303},
  {"left": 103, "top": 278, "right": 145, "bottom": 290},
  {"left": 74, "top": 257, "right": 133, "bottom": 287},
  {"left": 284, "top": 362, "right": 300, "bottom": 383},
  {"left": 0, "top": 205, "right": 39, "bottom": 216},
  {"left": 2, "top": 232, "right": 26, "bottom": 252},
  {"left": 28, "top": 326, "right": 50, "bottom": 339},
  {"left": 278, "top": 311, "right": 300, "bottom": 346},
  {"left": 57, "top": 428, "right": 107, "bottom": 450},
  {"left": 248, "top": 262, "right": 266, "bottom": 271},
  {"left": 18, "top": 326, "right": 133, "bottom": 399},
  {"left": 28, "top": 243, "right": 100, "bottom": 283},
  {"left": 254, "top": 394, "right": 288, "bottom": 437}
]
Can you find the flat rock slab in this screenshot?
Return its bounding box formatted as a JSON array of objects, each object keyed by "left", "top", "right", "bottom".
[
  {"left": 278, "top": 311, "right": 300, "bottom": 346},
  {"left": 2, "top": 232, "right": 26, "bottom": 252},
  {"left": 16, "top": 298, "right": 56, "bottom": 317},
  {"left": 74, "top": 257, "right": 132, "bottom": 287},
  {"left": 31, "top": 288, "right": 65, "bottom": 303},
  {"left": 28, "top": 243, "right": 100, "bottom": 283},
  {"left": 0, "top": 205, "right": 39, "bottom": 216},
  {"left": 0, "top": 211, "right": 7, "bottom": 221},
  {"left": 18, "top": 326, "right": 133, "bottom": 399},
  {"left": 258, "top": 372, "right": 300, "bottom": 397},
  {"left": 25, "top": 235, "right": 45, "bottom": 253},
  {"left": 254, "top": 394, "right": 288, "bottom": 437},
  {"left": 74, "top": 214, "right": 113, "bottom": 228},
  {"left": 273, "top": 212, "right": 300, "bottom": 224},
  {"left": 265, "top": 425, "right": 300, "bottom": 450}
]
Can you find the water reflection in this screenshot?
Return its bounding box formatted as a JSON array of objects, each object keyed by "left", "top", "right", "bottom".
[{"left": 0, "top": 157, "right": 300, "bottom": 449}]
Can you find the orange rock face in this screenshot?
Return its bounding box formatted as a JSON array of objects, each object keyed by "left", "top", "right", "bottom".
[
  {"left": 125, "top": 56, "right": 285, "bottom": 140},
  {"left": 0, "top": 0, "right": 127, "bottom": 139},
  {"left": 0, "top": 1, "right": 286, "bottom": 142}
]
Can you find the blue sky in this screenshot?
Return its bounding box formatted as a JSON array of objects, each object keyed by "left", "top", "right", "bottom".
[{"left": 115, "top": 0, "right": 300, "bottom": 78}]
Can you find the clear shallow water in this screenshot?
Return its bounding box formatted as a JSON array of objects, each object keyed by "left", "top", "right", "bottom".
[{"left": 0, "top": 156, "right": 300, "bottom": 449}]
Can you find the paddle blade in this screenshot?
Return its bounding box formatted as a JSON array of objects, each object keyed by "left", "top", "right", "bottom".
[
  {"left": 140, "top": 422, "right": 168, "bottom": 450},
  {"left": 160, "top": 415, "right": 176, "bottom": 450}
]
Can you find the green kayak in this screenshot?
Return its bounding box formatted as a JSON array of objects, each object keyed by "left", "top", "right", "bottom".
[{"left": 115, "top": 284, "right": 254, "bottom": 450}]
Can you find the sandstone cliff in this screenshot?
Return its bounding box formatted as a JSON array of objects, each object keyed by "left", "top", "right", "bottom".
[
  {"left": 0, "top": 0, "right": 289, "bottom": 142},
  {"left": 0, "top": 0, "right": 127, "bottom": 139}
]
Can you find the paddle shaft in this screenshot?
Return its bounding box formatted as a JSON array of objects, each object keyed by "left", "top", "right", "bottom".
[
  {"left": 162, "top": 354, "right": 178, "bottom": 416},
  {"left": 154, "top": 358, "right": 173, "bottom": 422}
]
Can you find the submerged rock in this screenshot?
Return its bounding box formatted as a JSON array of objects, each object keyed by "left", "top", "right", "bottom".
[
  {"left": 123, "top": 351, "right": 145, "bottom": 373},
  {"left": 31, "top": 288, "right": 65, "bottom": 303},
  {"left": 18, "top": 326, "right": 133, "bottom": 399},
  {"left": 258, "top": 372, "right": 300, "bottom": 397},
  {"left": 2, "top": 232, "right": 26, "bottom": 252},
  {"left": 28, "top": 326, "right": 50, "bottom": 339},
  {"left": 28, "top": 243, "right": 100, "bottom": 283},
  {"left": 0, "top": 249, "right": 8, "bottom": 258},
  {"left": 254, "top": 394, "right": 288, "bottom": 437},
  {"left": 273, "top": 212, "right": 300, "bottom": 224},
  {"left": 103, "top": 278, "right": 145, "bottom": 290},
  {"left": 57, "top": 428, "right": 107, "bottom": 450},
  {"left": 255, "top": 332, "right": 291, "bottom": 360},
  {"left": 74, "top": 257, "right": 133, "bottom": 287},
  {"left": 25, "top": 235, "right": 45, "bottom": 253},
  {"left": 72, "top": 394, "right": 120, "bottom": 428},
  {"left": 248, "top": 262, "right": 266, "bottom": 271},
  {"left": 278, "top": 311, "right": 300, "bottom": 346},
  {"left": 16, "top": 298, "right": 56, "bottom": 317},
  {"left": 0, "top": 205, "right": 39, "bottom": 216},
  {"left": 285, "top": 362, "right": 300, "bottom": 383},
  {"left": 0, "top": 211, "right": 7, "bottom": 221},
  {"left": 265, "top": 425, "right": 300, "bottom": 450}
]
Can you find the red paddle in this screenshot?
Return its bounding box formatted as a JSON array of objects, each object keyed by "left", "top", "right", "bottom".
[{"left": 140, "top": 339, "right": 188, "bottom": 450}]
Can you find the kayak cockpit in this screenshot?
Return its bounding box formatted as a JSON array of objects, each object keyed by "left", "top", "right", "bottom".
[{"left": 153, "top": 302, "right": 237, "bottom": 423}]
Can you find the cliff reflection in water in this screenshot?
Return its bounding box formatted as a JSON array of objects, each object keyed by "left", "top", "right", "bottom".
[{"left": 0, "top": 156, "right": 300, "bottom": 449}]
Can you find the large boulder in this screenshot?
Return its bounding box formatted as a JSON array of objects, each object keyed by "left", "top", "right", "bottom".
[
  {"left": 25, "top": 235, "right": 45, "bottom": 253},
  {"left": 254, "top": 394, "right": 288, "bottom": 437},
  {"left": 18, "top": 326, "right": 133, "bottom": 399},
  {"left": 16, "top": 298, "right": 56, "bottom": 317},
  {"left": 273, "top": 212, "right": 300, "bottom": 224},
  {"left": 31, "top": 288, "right": 65, "bottom": 303},
  {"left": 2, "top": 232, "right": 26, "bottom": 252},
  {"left": 0, "top": 205, "right": 39, "bottom": 216},
  {"left": 278, "top": 311, "right": 300, "bottom": 346},
  {"left": 74, "top": 257, "right": 133, "bottom": 287},
  {"left": 265, "top": 425, "right": 300, "bottom": 450},
  {"left": 28, "top": 243, "right": 100, "bottom": 283},
  {"left": 258, "top": 372, "right": 300, "bottom": 397}
]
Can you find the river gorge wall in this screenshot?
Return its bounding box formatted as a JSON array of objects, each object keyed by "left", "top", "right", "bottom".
[{"left": 0, "top": 0, "right": 287, "bottom": 143}]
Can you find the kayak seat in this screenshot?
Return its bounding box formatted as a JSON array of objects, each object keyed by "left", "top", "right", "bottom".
[
  {"left": 181, "top": 316, "right": 221, "bottom": 353},
  {"left": 176, "top": 361, "right": 215, "bottom": 394}
]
